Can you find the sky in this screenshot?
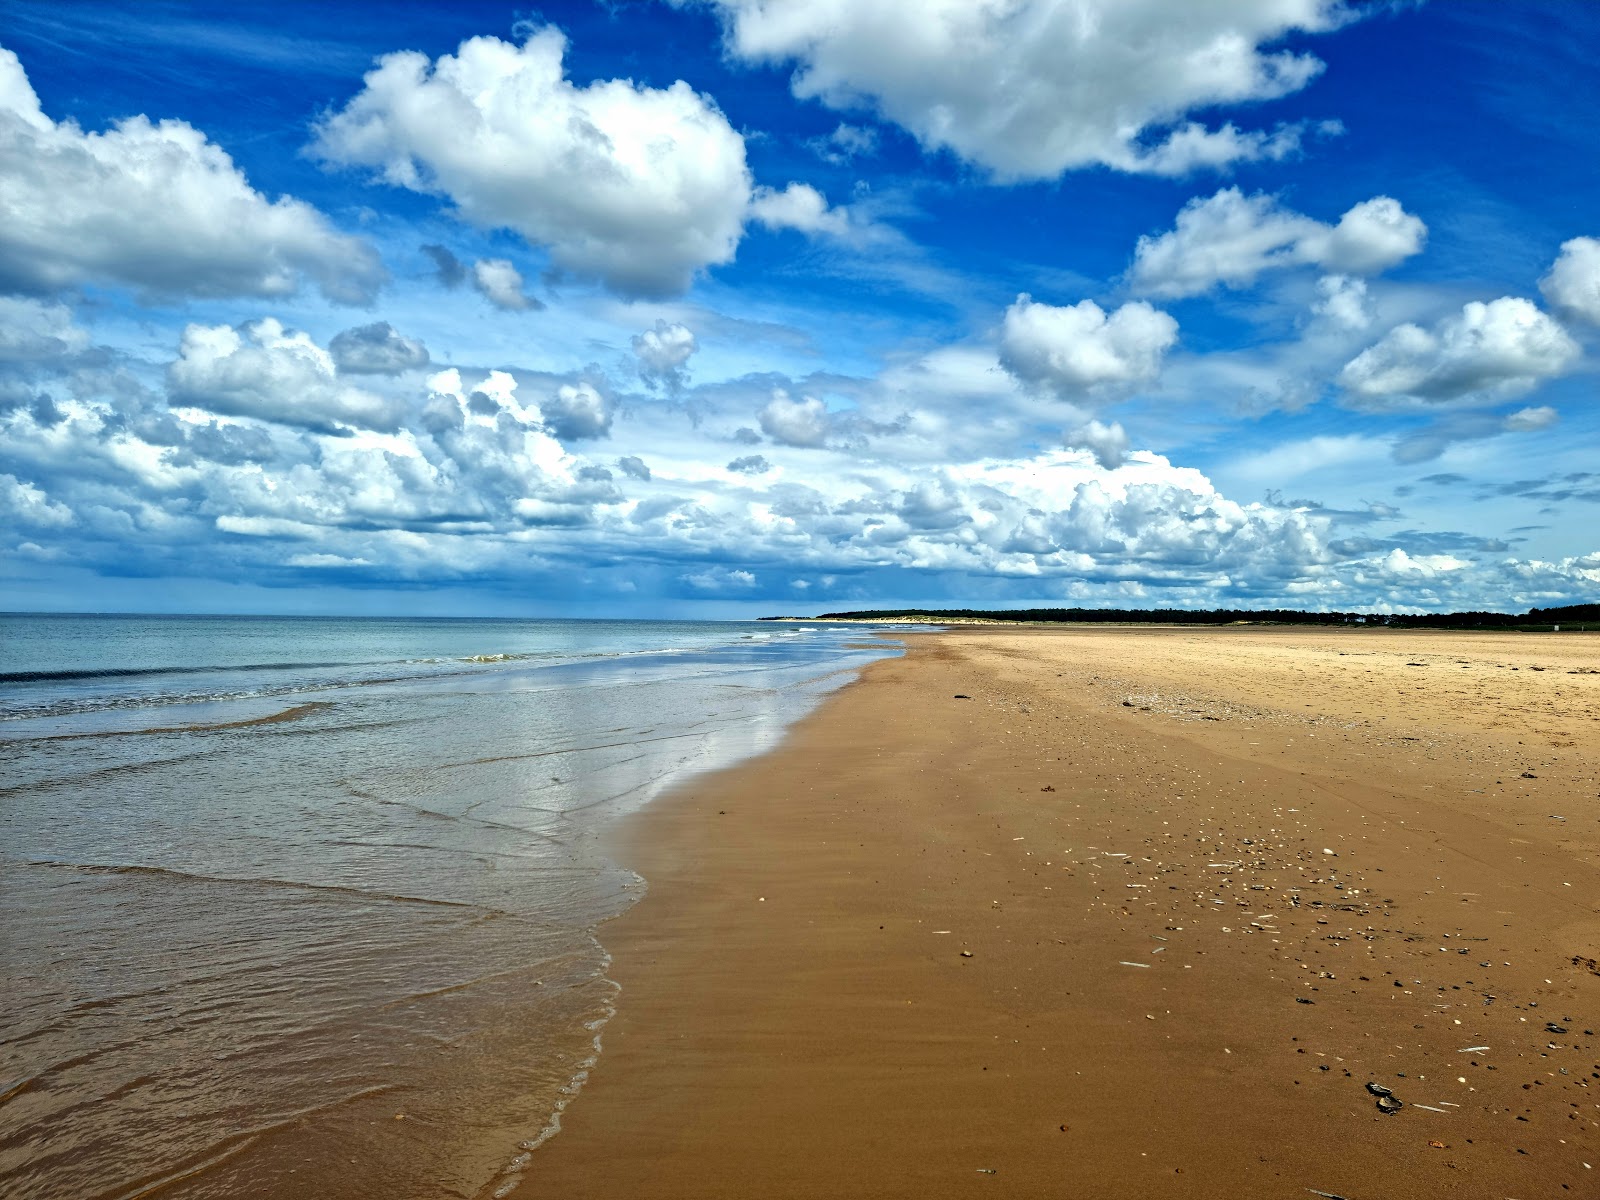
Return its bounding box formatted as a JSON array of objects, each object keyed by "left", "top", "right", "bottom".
[{"left": 1, "top": 0, "right": 1597, "bottom": 618}]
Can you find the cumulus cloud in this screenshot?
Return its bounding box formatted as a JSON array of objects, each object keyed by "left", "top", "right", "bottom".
[
  {"left": 758, "top": 390, "right": 830, "bottom": 446},
  {"left": 1130, "top": 189, "right": 1427, "bottom": 298},
  {"left": 632, "top": 320, "right": 698, "bottom": 391},
  {"left": 1311, "top": 274, "right": 1372, "bottom": 331},
  {"left": 0, "top": 472, "right": 74, "bottom": 528},
  {"left": 1340, "top": 297, "right": 1579, "bottom": 404},
  {"left": 616, "top": 455, "right": 652, "bottom": 481},
  {"left": 682, "top": 566, "right": 757, "bottom": 591},
  {"left": 1374, "top": 547, "right": 1469, "bottom": 579},
  {"left": 1066, "top": 419, "right": 1132, "bottom": 470},
  {"left": 167, "top": 319, "right": 399, "bottom": 433},
  {"left": 1317, "top": 196, "right": 1430, "bottom": 274},
  {"left": 0, "top": 46, "right": 382, "bottom": 304},
  {"left": 329, "top": 322, "right": 430, "bottom": 375},
  {"left": 1540, "top": 236, "right": 1600, "bottom": 326},
  {"left": 703, "top": 0, "right": 1347, "bottom": 179},
  {"left": 7, "top": 345, "right": 1599, "bottom": 611},
  {"left": 541, "top": 381, "right": 612, "bottom": 440},
  {"left": 311, "top": 29, "right": 753, "bottom": 298},
  {"left": 999, "top": 295, "right": 1178, "bottom": 397},
  {"left": 749, "top": 182, "right": 854, "bottom": 238},
  {"left": 0, "top": 297, "right": 90, "bottom": 364},
  {"left": 470, "top": 258, "right": 540, "bottom": 311}
]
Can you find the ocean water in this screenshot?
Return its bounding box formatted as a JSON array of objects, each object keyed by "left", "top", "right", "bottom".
[{"left": 0, "top": 614, "right": 902, "bottom": 1200}]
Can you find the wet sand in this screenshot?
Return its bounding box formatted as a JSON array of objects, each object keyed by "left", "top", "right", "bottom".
[{"left": 517, "top": 626, "right": 1600, "bottom": 1199}]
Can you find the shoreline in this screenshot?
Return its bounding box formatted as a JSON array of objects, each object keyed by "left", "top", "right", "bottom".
[
  {"left": 513, "top": 625, "right": 1600, "bottom": 1198},
  {"left": 0, "top": 620, "right": 899, "bottom": 1200}
]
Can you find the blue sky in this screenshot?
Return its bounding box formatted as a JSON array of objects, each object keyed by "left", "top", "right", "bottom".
[{"left": 1, "top": 0, "right": 1597, "bottom": 617}]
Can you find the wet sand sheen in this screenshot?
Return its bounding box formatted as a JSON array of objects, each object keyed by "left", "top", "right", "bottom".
[
  {"left": 518, "top": 626, "right": 1600, "bottom": 1199},
  {"left": 0, "top": 618, "right": 902, "bottom": 1200}
]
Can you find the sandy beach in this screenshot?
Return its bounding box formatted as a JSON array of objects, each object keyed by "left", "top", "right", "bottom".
[{"left": 513, "top": 625, "right": 1600, "bottom": 1199}]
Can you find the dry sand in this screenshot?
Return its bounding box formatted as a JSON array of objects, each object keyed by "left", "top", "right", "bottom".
[{"left": 511, "top": 626, "right": 1600, "bottom": 1199}]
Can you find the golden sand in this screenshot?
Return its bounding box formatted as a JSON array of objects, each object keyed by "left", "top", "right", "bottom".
[{"left": 516, "top": 626, "right": 1600, "bottom": 1199}]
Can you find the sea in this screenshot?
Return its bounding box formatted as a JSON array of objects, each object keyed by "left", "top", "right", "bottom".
[{"left": 0, "top": 613, "right": 904, "bottom": 1200}]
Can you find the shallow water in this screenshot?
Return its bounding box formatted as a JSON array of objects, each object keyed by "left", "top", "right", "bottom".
[{"left": 0, "top": 615, "right": 901, "bottom": 1199}]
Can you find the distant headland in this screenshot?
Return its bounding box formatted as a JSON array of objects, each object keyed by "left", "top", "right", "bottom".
[{"left": 759, "top": 603, "right": 1600, "bottom": 631}]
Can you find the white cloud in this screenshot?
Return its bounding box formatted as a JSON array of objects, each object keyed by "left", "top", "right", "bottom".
[
  {"left": 0, "top": 297, "right": 89, "bottom": 363},
  {"left": 682, "top": 566, "right": 757, "bottom": 591},
  {"left": 999, "top": 295, "right": 1178, "bottom": 397},
  {"left": 1311, "top": 274, "right": 1371, "bottom": 331},
  {"left": 616, "top": 455, "right": 652, "bottom": 481},
  {"left": 759, "top": 390, "right": 829, "bottom": 446},
  {"left": 749, "top": 182, "right": 853, "bottom": 238},
  {"left": 329, "top": 322, "right": 430, "bottom": 375},
  {"left": 879, "top": 344, "right": 1022, "bottom": 405},
  {"left": 1340, "top": 297, "right": 1579, "bottom": 404},
  {"left": 1539, "top": 236, "right": 1600, "bottom": 326},
  {"left": 1503, "top": 404, "right": 1558, "bottom": 432},
  {"left": 703, "top": 0, "right": 1347, "bottom": 180},
  {"left": 541, "top": 381, "right": 612, "bottom": 441},
  {"left": 808, "top": 122, "right": 877, "bottom": 163},
  {"left": 1066, "top": 419, "right": 1131, "bottom": 470},
  {"left": 286, "top": 552, "right": 373, "bottom": 569},
  {"left": 8, "top": 343, "right": 1600, "bottom": 612},
  {"left": 1124, "top": 119, "right": 1307, "bottom": 177},
  {"left": 1498, "top": 554, "right": 1600, "bottom": 603},
  {"left": 471, "top": 259, "right": 538, "bottom": 311},
  {"left": 1130, "top": 189, "right": 1426, "bottom": 298},
  {"left": 1224, "top": 433, "right": 1386, "bottom": 487},
  {"left": 0, "top": 472, "right": 74, "bottom": 528},
  {"left": 0, "top": 46, "right": 382, "bottom": 304},
  {"left": 311, "top": 29, "right": 752, "bottom": 298},
  {"left": 632, "top": 320, "right": 698, "bottom": 391},
  {"left": 1315, "top": 196, "right": 1429, "bottom": 274},
  {"left": 167, "top": 319, "right": 400, "bottom": 433},
  {"left": 1375, "top": 547, "right": 1468, "bottom": 578},
  {"left": 5, "top": 285, "right": 1593, "bottom": 612}
]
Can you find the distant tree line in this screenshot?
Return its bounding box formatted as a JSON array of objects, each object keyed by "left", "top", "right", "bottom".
[{"left": 767, "top": 602, "right": 1600, "bottom": 630}]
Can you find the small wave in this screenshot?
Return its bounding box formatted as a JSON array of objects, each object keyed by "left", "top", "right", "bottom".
[
  {"left": 2, "top": 672, "right": 424, "bottom": 724},
  {"left": 28, "top": 860, "right": 497, "bottom": 912},
  {"left": 0, "top": 660, "right": 374, "bottom": 685},
  {"left": 0, "top": 643, "right": 733, "bottom": 724},
  {"left": 16, "top": 702, "right": 335, "bottom": 742},
  {"left": 0, "top": 1074, "right": 38, "bottom": 1106},
  {"left": 459, "top": 647, "right": 696, "bottom": 666},
  {"left": 484, "top": 943, "right": 620, "bottom": 1198},
  {"left": 88, "top": 1083, "right": 402, "bottom": 1200}
]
